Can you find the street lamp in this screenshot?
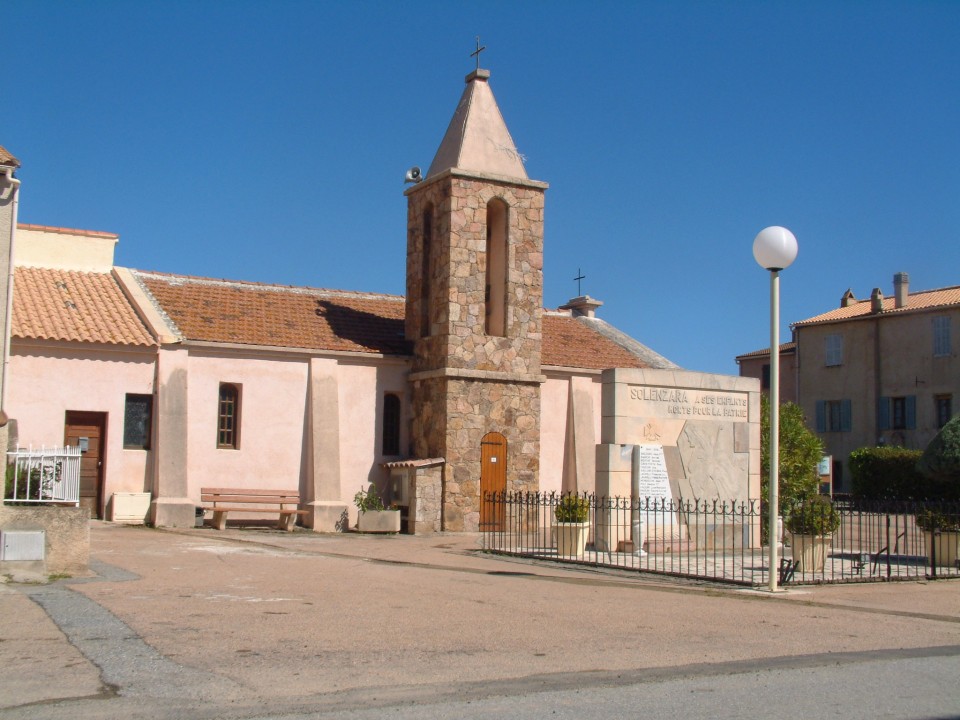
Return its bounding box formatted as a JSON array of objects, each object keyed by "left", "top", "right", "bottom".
[{"left": 753, "top": 225, "right": 798, "bottom": 592}]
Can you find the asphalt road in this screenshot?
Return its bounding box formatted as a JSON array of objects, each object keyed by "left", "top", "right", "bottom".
[{"left": 251, "top": 650, "right": 960, "bottom": 720}]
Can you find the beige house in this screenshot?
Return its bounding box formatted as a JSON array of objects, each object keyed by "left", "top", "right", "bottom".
[
  {"left": 793, "top": 273, "right": 959, "bottom": 490},
  {"left": 735, "top": 342, "right": 798, "bottom": 405},
  {"left": 2, "top": 67, "right": 693, "bottom": 532}
]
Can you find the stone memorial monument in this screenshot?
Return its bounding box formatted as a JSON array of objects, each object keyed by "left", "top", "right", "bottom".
[{"left": 596, "top": 368, "right": 761, "bottom": 552}]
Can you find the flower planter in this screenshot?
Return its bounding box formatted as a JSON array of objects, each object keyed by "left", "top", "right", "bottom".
[
  {"left": 923, "top": 530, "right": 960, "bottom": 568},
  {"left": 357, "top": 509, "right": 401, "bottom": 533},
  {"left": 554, "top": 521, "right": 590, "bottom": 557},
  {"left": 789, "top": 533, "right": 832, "bottom": 573}
]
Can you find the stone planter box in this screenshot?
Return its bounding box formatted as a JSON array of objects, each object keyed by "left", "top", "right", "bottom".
[
  {"left": 923, "top": 530, "right": 960, "bottom": 568},
  {"left": 554, "top": 522, "right": 590, "bottom": 557},
  {"left": 357, "top": 509, "right": 401, "bottom": 533},
  {"left": 789, "top": 533, "right": 832, "bottom": 573}
]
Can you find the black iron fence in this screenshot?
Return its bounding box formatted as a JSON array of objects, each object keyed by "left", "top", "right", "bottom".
[{"left": 480, "top": 492, "right": 960, "bottom": 586}]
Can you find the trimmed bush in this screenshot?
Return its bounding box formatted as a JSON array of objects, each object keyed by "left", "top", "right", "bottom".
[
  {"left": 786, "top": 495, "right": 840, "bottom": 536},
  {"left": 917, "top": 415, "right": 960, "bottom": 491},
  {"left": 915, "top": 507, "right": 960, "bottom": 532},
  {"left": 849, "top": 446, "right": 929, "bottom": 501},
  {"left": 555, "top": 494, "right": 590, "bottom": 523}
]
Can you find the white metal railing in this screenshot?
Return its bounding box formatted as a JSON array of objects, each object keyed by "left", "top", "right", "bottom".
[{"left": 5, "top": 446, "right": 82, "bottom": 505}]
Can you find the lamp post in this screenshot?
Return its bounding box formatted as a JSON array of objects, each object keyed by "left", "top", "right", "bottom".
[{"left": 753, "top": 226, "right": 798, "bottom": 592}]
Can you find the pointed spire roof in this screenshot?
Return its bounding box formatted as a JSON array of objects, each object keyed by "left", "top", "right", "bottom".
[{"left": 426, "top": 69, "right": 528, "bottom": 180}]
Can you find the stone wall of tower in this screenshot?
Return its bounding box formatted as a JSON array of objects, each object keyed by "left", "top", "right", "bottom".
[
  {"left": 410, "top": 375, "right": 540, "bottom": 531},
  {"left": 405, "top": 172, "right": 545, "bottom": 375},
  {"left": 405, "top": 170, "right": 546, "bottom": 532}
]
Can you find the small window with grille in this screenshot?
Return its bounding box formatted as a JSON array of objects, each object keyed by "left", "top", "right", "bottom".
[{"left": 217, "top": 383, "right": 241, "bottom": 449}]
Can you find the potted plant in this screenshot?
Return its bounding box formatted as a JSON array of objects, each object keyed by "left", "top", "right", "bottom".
[
  {"left": 553, "top": 494, "right": 590, "bottom": 557},
  {"left": 915, "top": 508, "right": 960, "bottom": 568},
  {"left": 354, "top": 486, "right": 400, "bottom": 533},
  {"left": 786, "top": 495, "right": 840, "bottom": 573}
]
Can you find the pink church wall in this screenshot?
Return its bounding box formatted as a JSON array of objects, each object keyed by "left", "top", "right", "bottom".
[
  {"left": 8, "top": 344, "right": 157, "bottom": 496},
  {"left": 182, "top": 352, "right": 310, "bottom": 503},
  {"left": 539, "top": 373, "right": 602, "bottom": 495},
  {"left": 179, "top": 351, "right": 410, "bottom": 518},
  {"left": 337, "top": 360, "right": 409, "bottom": 527}
]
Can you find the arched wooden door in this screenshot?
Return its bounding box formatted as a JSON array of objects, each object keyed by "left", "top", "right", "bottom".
[{"left": 479, "top": 431, "right": 507, "bottom": 529}]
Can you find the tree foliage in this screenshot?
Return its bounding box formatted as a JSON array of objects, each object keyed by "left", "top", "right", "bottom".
[
  {"left": 760, "top": 397, "right": 823, "bottom": 515},
  {"left": 917, "top": 415, "right": 960, "bottom": 489}
]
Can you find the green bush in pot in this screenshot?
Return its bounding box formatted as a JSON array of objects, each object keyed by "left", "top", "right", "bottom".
[
  {"left": 555, "top": 494, "right": 590, "bottom": 524},
  {"left": 786, "top": 495, "right": 840, "bottom": 536}
]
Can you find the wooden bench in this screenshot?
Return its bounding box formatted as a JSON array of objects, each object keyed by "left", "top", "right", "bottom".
[{"left": 200, "top": 488, "right": 307, "bottom": 531}]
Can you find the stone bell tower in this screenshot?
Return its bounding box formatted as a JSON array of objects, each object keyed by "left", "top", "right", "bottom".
[{"left": 404, "top": 64, "right": 548, "bottom": 531}]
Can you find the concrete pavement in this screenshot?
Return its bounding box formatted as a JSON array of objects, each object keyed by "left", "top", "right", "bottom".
[{"left": 1, "top": 521, "right": 958, "bottom": 718}]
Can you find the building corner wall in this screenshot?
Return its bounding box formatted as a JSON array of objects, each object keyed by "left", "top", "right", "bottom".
[
  {"left": 151, "top": 347, "right": 195, "bottom": 527},
  {"left": 304, "top": 357, "right": 347, "bottom": 531}
]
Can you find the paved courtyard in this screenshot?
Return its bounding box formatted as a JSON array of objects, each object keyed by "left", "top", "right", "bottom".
[{"left": 1, "top": 522, "right": 959, "bottom": 719}]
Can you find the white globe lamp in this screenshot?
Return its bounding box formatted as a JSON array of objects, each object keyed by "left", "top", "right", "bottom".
[{"left": 753, "top": 225, "right": 798, "bottom": 272}]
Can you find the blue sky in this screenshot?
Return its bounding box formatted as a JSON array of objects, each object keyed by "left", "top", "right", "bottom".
[{"left": 5, "top": 1, "right": 958, "bottom": 374}]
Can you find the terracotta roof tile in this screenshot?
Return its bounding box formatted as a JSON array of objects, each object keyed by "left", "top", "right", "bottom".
[
  {"left": 736, "top": 342, "right": 796, "bottom": 360},
  {"left": 542, "top": 314, "right": 647, "bottom": 369},
  {"left": 137, "top": 272, "right": 410, "bottom": 355},
  {"left": 794, "top": 286, "right": 960, "bottom": 327},
  {"left": 136, "top": 271, "right": 654, "bottom": 369},
  {"left": 13, "top": 267, "right": 155, "bottom": 347},
  {"left": 17, "top": 223, "right": 118, "bottom": 238},
  {"left": 0, "top": 145, "right": 19, "bottom": 167}
]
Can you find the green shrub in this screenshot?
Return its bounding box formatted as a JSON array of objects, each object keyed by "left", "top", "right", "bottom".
[
  {"left": 917, "top": 415, "right": 960, "bottom": 490},
  {"left": 4, "top": 462, "right": 47, "bottom": 502},
  {"left": 785, "top": 495, "right": 840, "bottom": 536},
  {"left": 760, "top": 397, "right": 823, "bottom": 515},
  {"left": 555, "top": 494, "right": 589, "bottom": 523},
  {"left": 353, "top": 485, "right": 385, "bottom": 512},
  {"left": 849, "top": 446, "right": 930, "bottom": 501},
  {"left": 915, "top": 508, "right": 960, "bottom": 532}
]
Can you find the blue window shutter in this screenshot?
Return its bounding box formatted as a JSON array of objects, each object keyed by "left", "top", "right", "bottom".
[
  {"left": 878, "top": 397, "right": 890, "bottom": 431},
  {"left": 816, "top": 401, "right": 826, "bottom": 433},
  {"left": 841, "top": 399, "right": 853, "bottom": 432},
  {"left": 906, "top": 395, "right": 917, "bottom": 430}
]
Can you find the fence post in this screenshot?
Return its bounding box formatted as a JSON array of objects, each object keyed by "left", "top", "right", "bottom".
[{"left": 930, "top": 528, "right": 938, "bottom": 580}]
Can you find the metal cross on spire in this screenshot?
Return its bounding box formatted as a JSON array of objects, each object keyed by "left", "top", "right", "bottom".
[
  {"left": 470, "top": 36, "right": 486, "bottom": 70},
  {"left": 574, "top": 268, "right": 586, "bottom": 296}
]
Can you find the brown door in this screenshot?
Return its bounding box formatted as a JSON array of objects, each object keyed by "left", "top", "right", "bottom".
[
  {"left": 479, "top": 432, "right": 507, "bottom": 529},
  {"left": 64, "top": 412, "right": 107, "bottom": 519}
]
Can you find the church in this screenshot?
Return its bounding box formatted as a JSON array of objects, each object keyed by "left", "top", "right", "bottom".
[{"left": 1, "top": 60, "right": 759, "bottom": 535}]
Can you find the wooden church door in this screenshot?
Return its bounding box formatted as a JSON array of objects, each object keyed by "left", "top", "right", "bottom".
[{"left": 479, "top": 432, "right": 507, "bottom": 529}]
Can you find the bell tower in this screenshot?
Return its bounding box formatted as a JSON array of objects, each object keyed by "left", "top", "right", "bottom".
[{"left": 404, "top": 62, "right": 547, "bottom": 531}]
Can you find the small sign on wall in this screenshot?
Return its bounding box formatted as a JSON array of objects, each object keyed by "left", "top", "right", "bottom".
[{"left": 818, "top": 455, "right": 833, "bottom": 496}]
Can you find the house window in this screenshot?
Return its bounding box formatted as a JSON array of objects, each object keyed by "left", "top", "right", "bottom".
[
  {"left": 933, "top": 316, "right": 951, "bottom": 356},
  {"left": 816, "top": 399, "right": 851, "bottom": 432},
  {"left": 217, "top": 383, "right": 241, "bottom": 449},
  {"left": 892, "top": 397, "right": 907, "bottom": 430},
  {"left": 382, "top": 393, "right": 401, "bottom": 456},
  {"left": 878, "top": 395, "right": 916, "bottom": 431},
  {"left": 936, "top": 395, "right": 953, "bottom": 429},
  {"left": 824, "top": 334, "right": 843, "bottom": 367},
  {"left": 761, "top": 364, "right": 770, "bottom": 390},
  {"left": 123, "top": 394, "right": 153, "bottom": 450}
]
